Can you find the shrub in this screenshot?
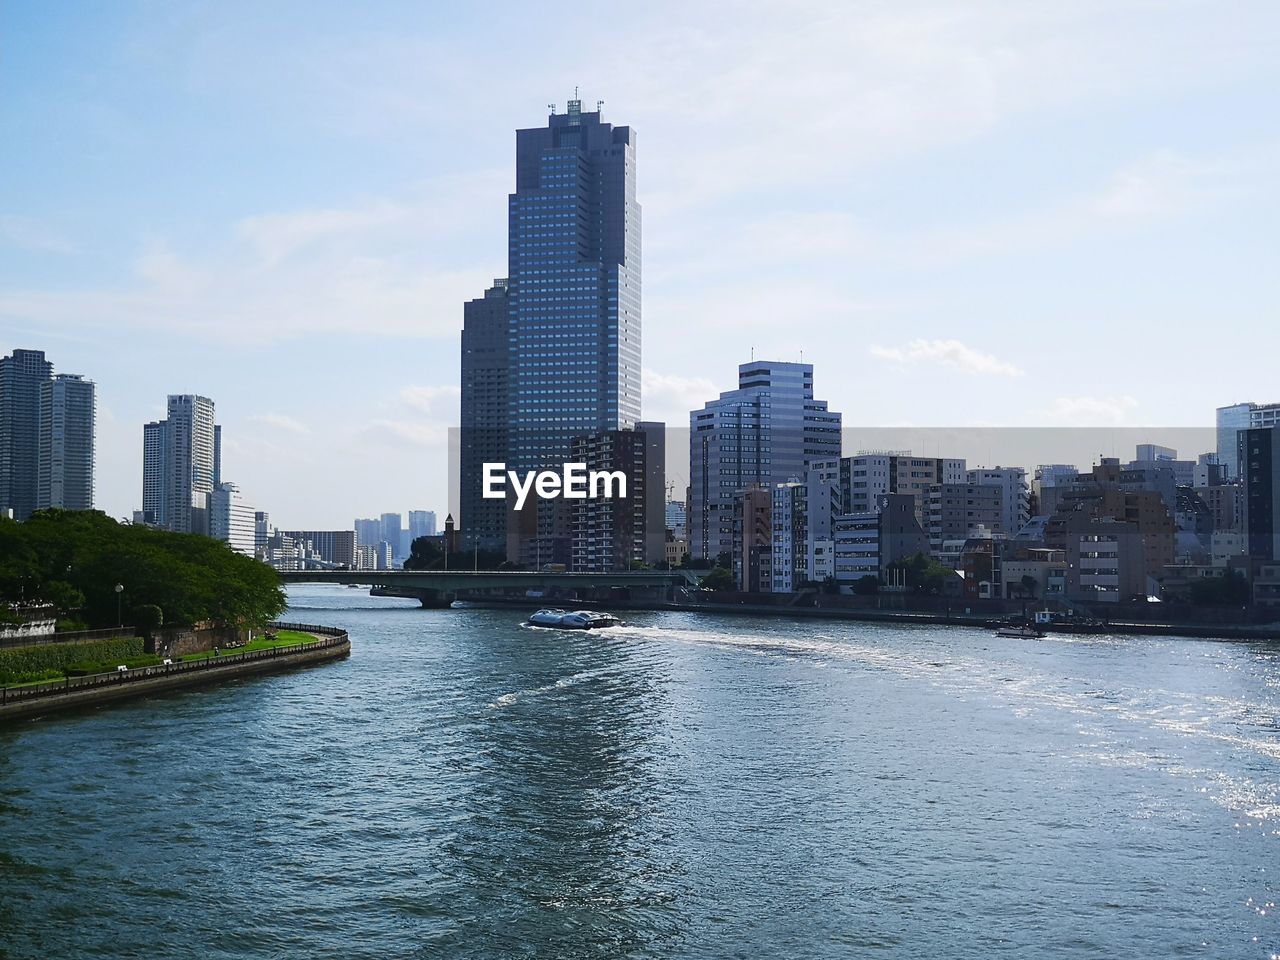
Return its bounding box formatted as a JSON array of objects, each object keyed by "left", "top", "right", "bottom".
[{"left": 0, "top": 636, "right": 145, "bottom": 685}]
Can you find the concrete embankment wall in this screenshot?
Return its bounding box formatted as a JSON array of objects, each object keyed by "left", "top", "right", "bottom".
[{"left": 0, "top": 627, "right": 349, "bottom": 724}]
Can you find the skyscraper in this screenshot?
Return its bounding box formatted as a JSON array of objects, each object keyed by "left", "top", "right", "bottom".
[
  {"left": 689, "top": 361, "right": 842, "bottom": 561},
  {"left": 507, "top": 97, "right": 640, "bottom": 469},
  {"left": 141, "top": 395, "right": 218, "bottom": 534},
  {"left": 0, "top": 348, "right": 53, "bottom": 520},
  {"left": 408, "top": 510, "right": 437, "bottom": 541},
  {"left": 37, "top": 374, "right": 96, "bottom": 511},
  {"left": 459, "top": 98, "right": 641, "bottom": 558},
  {"left": 459, "top": 280, "right": 511, "bottom": 552}
]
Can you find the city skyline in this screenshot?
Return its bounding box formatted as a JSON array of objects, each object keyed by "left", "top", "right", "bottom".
[{"left": 3, "top": 3, "right": 1279, "bottom": 527}]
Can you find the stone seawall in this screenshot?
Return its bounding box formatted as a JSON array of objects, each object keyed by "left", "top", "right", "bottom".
[{"left": 0, "top": 628, "right": 349, "bottom": 724}]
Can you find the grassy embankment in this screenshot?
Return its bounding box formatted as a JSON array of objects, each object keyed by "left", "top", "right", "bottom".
[{"left": 0, "top": 630, "right": 318, "bottom": 688}]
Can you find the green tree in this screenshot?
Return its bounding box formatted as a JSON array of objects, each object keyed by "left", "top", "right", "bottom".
[
  {"left": 0, "top": 510, "right": 285, "bottom": 629},
  {"left": 700, "top": 567, "right": 735, "bottom": 591}
]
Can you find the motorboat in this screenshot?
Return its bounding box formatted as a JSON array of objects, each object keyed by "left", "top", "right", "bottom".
[
  {"left": 526, "top": 608, "right": 623, "bottom": 630},
  {"left": 995, "top": 624, "right": 1046, "bottom": 639}
]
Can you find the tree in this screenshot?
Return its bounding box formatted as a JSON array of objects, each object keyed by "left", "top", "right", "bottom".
[
  {"left": 405, "top": 535, "right": 507, "bottom": 571},
  {"left": 1019, "top": 574, "right": 1039, "bottom": 600},
  {"left": 0, "top": 510, "right": 285, "bottom": 629},
  {"left": 885, "top": 553, "right": 956, "bottom": 595},
  {"left": 851, "top": 575, "right": 879, "bottom": 596},
  {"left": 700, "top": 567, "right": 735, "bottom": 591},
  {"left": 1187, "top": 570, "right": 1251, "bottom": 606}
]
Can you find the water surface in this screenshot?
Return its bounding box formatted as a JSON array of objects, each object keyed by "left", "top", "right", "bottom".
[{"left": 2, "top": 585, "right": 1278, "bottom": 957}]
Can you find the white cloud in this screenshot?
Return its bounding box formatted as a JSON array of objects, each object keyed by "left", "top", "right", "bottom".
[
  {"left": 0, "top": 215, "right": 74, "bottom": 254},
  {"left": 248, "top": 413, "right": 311, "bottom": 435},
  {"left": 1038, "top": 394, "right": 1140, "bottom": 426},
  {"left": 398, "top": 384, "right": 461, "bottom": 415},
  {"left": 641, "top": 369, "right": 718, "bottom": 423},
  {"left": 869, "top": 339, "right": 1025, "bottom": 377}
]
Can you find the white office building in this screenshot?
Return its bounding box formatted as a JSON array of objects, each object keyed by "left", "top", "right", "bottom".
[{"left": 208, "top": 482, "right": 256, "bottom": 556}]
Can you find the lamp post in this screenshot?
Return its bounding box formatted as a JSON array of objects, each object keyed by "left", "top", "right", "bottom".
[{"left": 114, "top": 583, "right": 124, "bottom": 627}]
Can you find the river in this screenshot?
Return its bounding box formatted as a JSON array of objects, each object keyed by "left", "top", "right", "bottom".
[{"left": 1, "top": 584, "right": 1278, "bottom": 958}]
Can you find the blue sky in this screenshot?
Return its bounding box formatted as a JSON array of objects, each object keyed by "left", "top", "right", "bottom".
[{"left": 2, "top": 1, "right": 1277, "bottom": 528}]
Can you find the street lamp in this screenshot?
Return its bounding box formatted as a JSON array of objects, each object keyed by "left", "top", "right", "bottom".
[{"left": 114, "top": 583, "right": 124, "bottom": 627}]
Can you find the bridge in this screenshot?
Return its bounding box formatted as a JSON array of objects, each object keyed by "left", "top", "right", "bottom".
[{"left": 277, "top": 569, "right": 699, "bottom": 608}]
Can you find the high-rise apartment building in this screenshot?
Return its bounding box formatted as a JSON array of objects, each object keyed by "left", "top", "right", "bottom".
[
  {"left": 689, "top": 361, "right": 842, "bottom": 561},
  {"left": 141, "top": 395, "right": 219, "bottom": 534},
  {"left": 568, "top": 422, "right": 665, "bottom": 572},
  {"left": 0, "top": 348, "right": 53, "bottom": 520},
  {"left": 37, "top": 374, "right": 95, "bottom": 511},
  {"left": 142, "top": 420, "right": 168, "bottom": 526},
  {"left": 408, "top": 510, "right": 437, "bottom": 542}
]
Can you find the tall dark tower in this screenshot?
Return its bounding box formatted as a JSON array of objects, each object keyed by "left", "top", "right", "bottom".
[
  {"left": 0, "top": 348, "right": 53, "bottom": 521},
  {"left": 458, "top": 97, "right": 641, "bottom": 559},
  {"left": 506, "top": 97, "right": 641, "bottom": 471},
  {"left": 459, "top": 280, "right": 511, "bottom": 552}
]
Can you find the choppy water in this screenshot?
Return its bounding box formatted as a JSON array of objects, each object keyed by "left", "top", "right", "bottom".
[{"left": 2, "top": 584, "right": 1279, "bottom": 958}]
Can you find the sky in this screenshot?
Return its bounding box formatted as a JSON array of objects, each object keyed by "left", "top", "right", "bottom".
[{"left": 2, "top": 0, "right": 1277, "bottom": 529}]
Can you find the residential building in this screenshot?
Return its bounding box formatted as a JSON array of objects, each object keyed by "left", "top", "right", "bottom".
[
  {"left": 832, "top": 512, "right": 880, "bottom": 592},
  {"left": 1218, "top": 402, "right": 1280, "bottom": 478},
  {"left": 37, "top": 374, "right": 95, "bottom": 511},
  {"left": 1000, "top": 547, "right": 1067, "bottom": 601},
  {"left": 838, "top": 453, "right": 893, "bottom": 515},
  {"left": 568, "top": 423, "right": 665, "bottom": 572},
  {"left": 890, "top": 456, "right": 966, "bottom": 520},
  {"left": 142, "top": 395, "right": 219, "bottom": 535},
  {"left": 689, "top": 361, "right": 842, "bottom": 562},
  {"left": 927, "top": 483, "right": 1004, "bottom": 553},
  {"left": 142, "top": 420, "right": 167, "bottom": 525},
  {"left": 770, "top": 480, "right": 807, "bottom": 593},
  {"left": 878, "top": 492, "right": 931, "bottom": 577},
  {"left": 966, "top": 466, "right": 1029, "bottom": 534},
  {"left": 254, "top": 511, "right": 272, "bottom": 555},
  {"left": 459, "top": 279, "right": 511, "bottom": 552},
  {"left": 665, "top": 537, "right": 687, "bottom": 568},
  {"left": 208, "top": 483, "right": 256, "bottom": 556},
  {"left": 732, "top": 487, "right": 773, "bottom": 592},
  {"left": 0, "top": 348, "right": 53, "bottom": 520},
  {"left": 1241, "top": 427, "right": 1280, "bottom": 562}
]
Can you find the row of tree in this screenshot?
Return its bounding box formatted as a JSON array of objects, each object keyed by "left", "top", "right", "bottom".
[{"left": 0, "top": 510, "right": 286, "bottom": 630}]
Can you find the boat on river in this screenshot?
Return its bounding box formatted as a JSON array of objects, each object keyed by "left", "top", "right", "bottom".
[
  {"left": 526, "top": 608, "right": 624, "bottom": 630},
  {"left": 995, "top": 624, "right": 1046, "bottom": 639}
]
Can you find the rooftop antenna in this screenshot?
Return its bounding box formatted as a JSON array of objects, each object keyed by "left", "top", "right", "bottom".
[
  {"left": 574, "top": 85, "right": 579, "bottom": 99},
  {"left": 597, "top": 99, "right": 604, "bottom": 112},
  {"left": 548, "top": 102, "right": 556, "bottom": 114}
]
